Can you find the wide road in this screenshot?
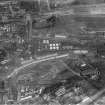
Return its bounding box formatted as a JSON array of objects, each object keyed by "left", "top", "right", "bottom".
[{"left": 7, "top": 53, "right": 69, "bottom": 79}]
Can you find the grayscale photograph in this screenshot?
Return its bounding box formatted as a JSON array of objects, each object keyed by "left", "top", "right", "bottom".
[{"left": 0, "top": 0, "right": 105, "bottom": 105}]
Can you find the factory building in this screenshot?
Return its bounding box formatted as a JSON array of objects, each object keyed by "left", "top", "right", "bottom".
[{"left": 32, "top": 38, "right": 82, "bottom": 56}]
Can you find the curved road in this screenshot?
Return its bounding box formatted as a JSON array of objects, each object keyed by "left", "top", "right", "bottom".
[{"left": 7, "top": 53, "right": 69, "bottom": 79}]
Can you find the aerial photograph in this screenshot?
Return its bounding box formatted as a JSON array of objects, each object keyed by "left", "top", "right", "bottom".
[{"left": 1, "top": 0, "right": 105, "bottom": 105}]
